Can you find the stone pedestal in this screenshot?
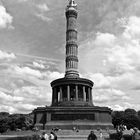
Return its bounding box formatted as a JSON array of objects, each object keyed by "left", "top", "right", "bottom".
[{"left": 34, "top": 106, "right": 113, "bottom": 130}]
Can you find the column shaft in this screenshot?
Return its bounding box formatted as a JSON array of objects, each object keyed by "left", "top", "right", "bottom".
[
  {"left": 56, "top": 88, "right": 58, "bottom": 103},
  {"left": 75, "top": 85, "right": 78, "bottom": 100},
  {"left": 60, "top": 87, "right": 63, "bottom": 102},
  {"left": 83, "top": 86, "right": 86, "bottom": 101},
  {"left": 52, "top": 88, "right": 54, "bottom": 105},
  {"left": 90, "top": 88, "right": 93, "bottom": 103},
  {"left": 67, "top": 85, "right": 70, "bottom": 101},
  {"left": 88, "top": 87, "right": 91, "bottom": 102}
]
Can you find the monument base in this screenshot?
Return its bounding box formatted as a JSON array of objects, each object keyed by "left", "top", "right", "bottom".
[{"left": 33, "top": 106, "right": 113, "bottom": 130}]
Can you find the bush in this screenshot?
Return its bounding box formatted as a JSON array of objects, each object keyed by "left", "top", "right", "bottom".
[
  {"left": 109, "top": 132, "right": 122, "bottom": 140},
  {"left": 122, "top": 134, "right": 132, "bottom": 140}
]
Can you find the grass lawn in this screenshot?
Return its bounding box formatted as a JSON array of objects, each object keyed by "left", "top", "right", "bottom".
[
  {"left": 2, "top": 130, "right": 38, "bottom": 136},
  {"left": 0, "top": 129, "right": 115, "bottom": 140}
]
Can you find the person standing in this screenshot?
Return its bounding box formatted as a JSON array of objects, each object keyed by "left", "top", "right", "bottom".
[
  {"left": 99, "top": 129, "right": 103, "bottom": 140},
  {"left": 87, "top": 131, "right": 97, "bottom": 140}
]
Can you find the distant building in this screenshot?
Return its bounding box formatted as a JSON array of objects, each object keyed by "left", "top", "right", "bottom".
[{"left": 33, "top": 0, "right": 113, "bottom": 130}]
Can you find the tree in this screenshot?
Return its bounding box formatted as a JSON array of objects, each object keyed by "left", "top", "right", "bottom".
[
  {"left": 125, "top": 108, "right": 137, "bottom": 116},
  {"left": 123, "top": 108, "right": 139, "bottom": 129},
  {"left": 137, "top": 110, "right": 140, "bottom": 129},
  {"left": 112, "top": 111, "right": 124, "bottom": 128}
]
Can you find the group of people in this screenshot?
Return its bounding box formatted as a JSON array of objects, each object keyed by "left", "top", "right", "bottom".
[
  {"left": 116, "top": 125, "right": 140, "bottom": 140},
  {"left": 41, "top": 130, "right": 101, "bottom": 140},
  {"left": 41, "top": 131, "right": 57, "bottom": 140}
]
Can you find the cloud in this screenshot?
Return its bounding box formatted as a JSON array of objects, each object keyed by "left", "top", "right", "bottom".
[
  {"left": 112, "top": 105, "right": 124, "bottom": 111},
  {"left": 106, "top": 16, "right": 140, "bottom": 74},
  {"left": 123, "top": 16, "right": 140, "bottom": 39},
  {"left": 0, "top": 91, "right": 23, "bottom": 102},
  {"left": 0, "top": 5, "right": 13, "bottom": 29},
  {"left": 0, "top": 50, "right": 16, "bottom": 60},
  {"left": 0, "top": 85, "right": 51, "bottom": 113},
  {"left": 94, "top": 32, "right": 116, "bottom": 46},
  {"left": 0, "top": 61, "right": 64, "bottom": 113},
  {"left": 14, "top": 86, "right": 51, "bottom": 103},
  {"left": 35, "top": 3, "right": 52, "bottom": 22},
  {"left": 111, "top": 102, "right": 140, "bottom": 111},
  {"left": 17, "top": 0, "right": 28, "bottom": 2},
  {"left": 93, "top": 88, "right": 128, "bottom": 103},
  {"left": 12, "top": 65, "right": 63, "bottom": 80},
  {"left": 36, "top": 13, "right": 52, "bottom": 22},
  {"left": 37, "top": 3, "right": 50, "bottom": 12},
  {"left": 80, "top": 15, "right": 140, "bottom": 75},
  {"left": 33, "top": 61, "right": 45, "bottom": 69},
  {"left": 14, "top": 66, "right": 43, "bottom": 78},
  {"left": 87, "top": 73, "right": 111, "bottom": 89},
  {"left": 79, "top": 14, "right": 140, "bottom": 111},
  {"left": 0, "top": 105, "right": 17, "bottom": 114}
]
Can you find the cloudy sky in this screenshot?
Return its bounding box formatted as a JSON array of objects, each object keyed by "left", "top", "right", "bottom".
[{"left": 0, "top": 0, "right": 140, "bottom": 114}]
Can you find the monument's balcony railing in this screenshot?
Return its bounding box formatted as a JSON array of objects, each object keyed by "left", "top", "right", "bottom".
[{"left": 60, "top": 97, "right": 89, "bottom": 102}]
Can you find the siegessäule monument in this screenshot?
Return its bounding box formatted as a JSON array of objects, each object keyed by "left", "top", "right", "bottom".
[{"left": 33, "top": 0, "right": 113, "bottom": 130}]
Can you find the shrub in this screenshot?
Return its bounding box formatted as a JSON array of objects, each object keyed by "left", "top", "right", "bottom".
[
  {"left": 109, "top": 132, "right": 122, "bottom": 140},
  {"left": 122, "top": 134, "right": 132, "bottom": 140}
]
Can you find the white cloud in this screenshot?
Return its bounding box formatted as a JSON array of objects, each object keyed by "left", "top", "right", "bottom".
[
  {"left": 106, "top": 16, "right": 140, "bottom": 74},
  {"left": 15, "top": 103, "right": 37, "bottom": 112},
  {"left": 33, "top": 61, "right": 45, "bottom": 69},
  {"left": 94, "top": 32, "right": 116, "bottom": 46},
  {"left": 79, "top": 15, "right": 140, "bottom": 111},
  {"left": 123, "top": 16, "right": 140, "bottom": 39},
  {"left": 14, "top": 66, "right": 43, "bottom": 78},
  {"left": 0, "top": 90, "right": 24, "bottom": 102},
  {"left": 110, "top": 102, "right": 140, "bottom": 111},
  {"left": 0, "top": 50, "right": 16, "bottom": 60},
  {"left": 93, "top": 88, "right": 128, "bottom": 103},
  {"left": 35, "top": 3, "right": 51, "bottom": 22},
  {"left": 87, "top": 73, "right": 111, "bottom": 89},
  {"left": 16, "top": 0, "right": 30, "bottom": 2},
  {"left": 13, "top": 65, "right": 63, "bottom": 80},
  {"left": 80, "top": 16, "right": 140, "bottom": 76},
  {"left": 0, "top": 85, "right": 51, "bottom": 113},
  {"left": 37, "top": 3, "right": 49, "bottom": 12},
  {"left": 36, "top": 13, "right": 51, "bottom": 22},
  {"left": 0, "top": 62, "right": 64, "bottom": 113},
  {"left": 113, "top": 105, "right": 124, "bottom": 111},
  {"left": 0, "top": 5, "right": 13, "bottom": 29},
  {"left": 44, "top": 71, "right": 63, "bottom": 80},
  {"left": 0, "top": 105, "right": 17, "bottom": 114}
]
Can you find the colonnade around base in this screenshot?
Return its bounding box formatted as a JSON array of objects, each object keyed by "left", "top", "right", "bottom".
[{"left": 52, "top": 84, "right": 92, "bottom": 105}]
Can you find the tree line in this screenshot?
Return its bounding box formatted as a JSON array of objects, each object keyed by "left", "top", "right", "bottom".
[
  {"left": 112, "top": 108, "right": 140, "bottom": 129},
  {"left": 0, "top": 112, "right": 34, "bottom": 133},
  {"left": 0, "top": 108, "right": 140, "bottom": 133}
]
